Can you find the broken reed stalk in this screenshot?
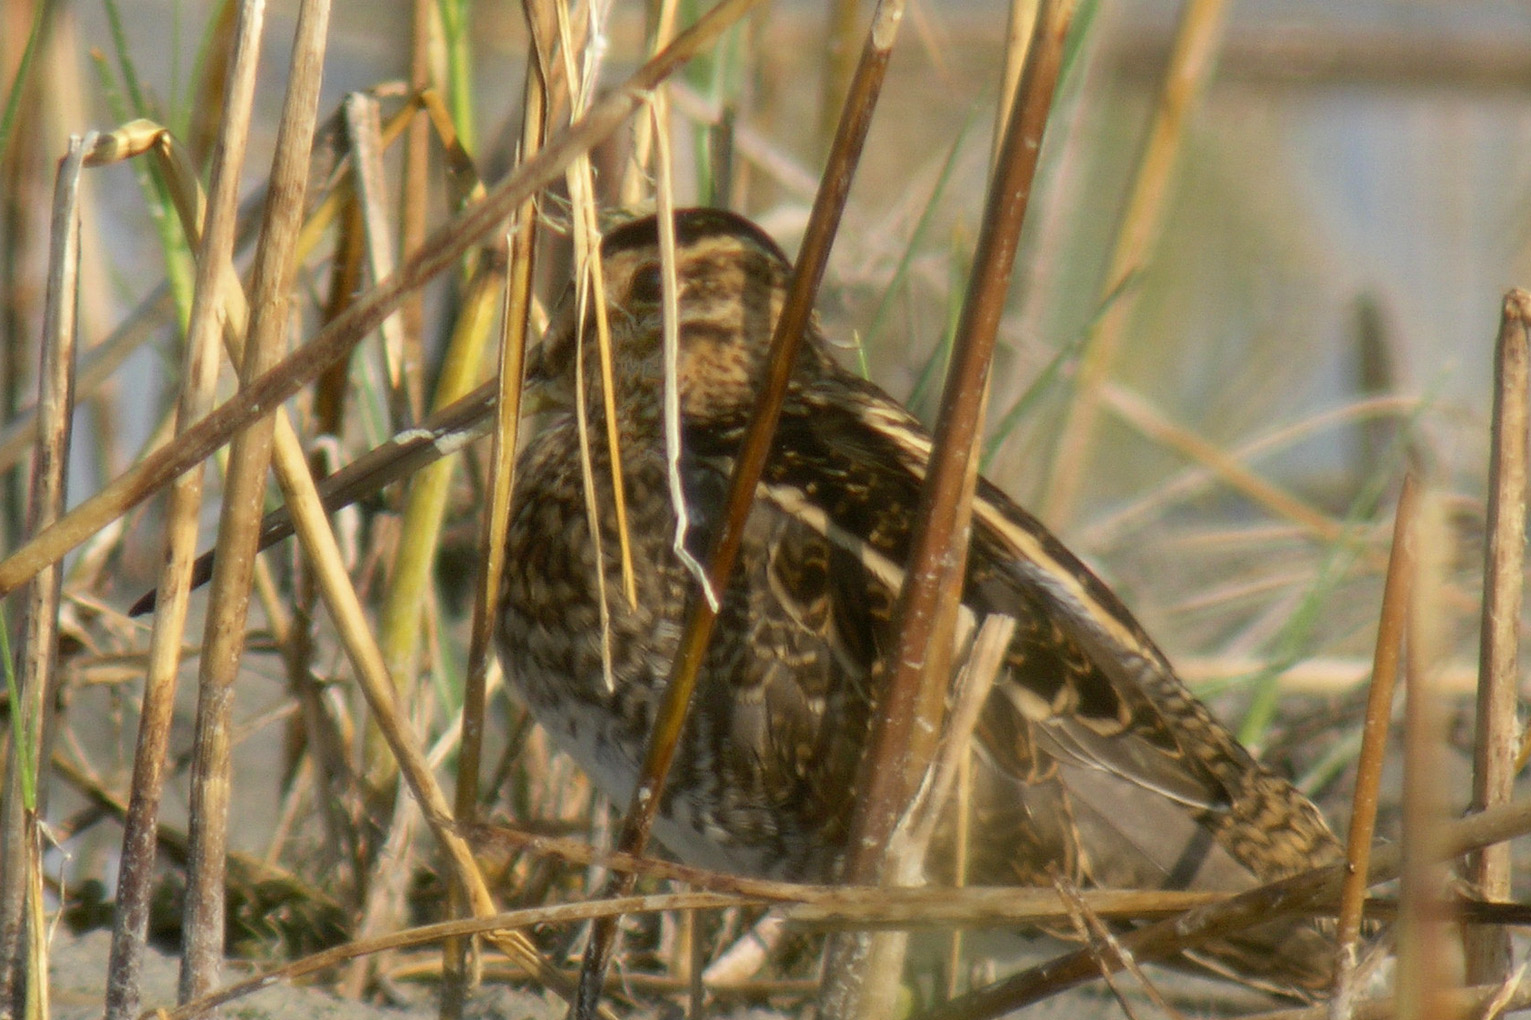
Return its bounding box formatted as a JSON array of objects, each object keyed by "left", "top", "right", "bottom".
[
  {"left": 820, "top": 2, "right": 1070, "bottom": 1017},
  {"left": 101, "top": 6, "right": 267, "bottom": 1016},
  {"left": 0, "top": 131, "right": 88, "bottom": 1020},
  {"left": 1396, "top": 487, "right": 1456, "bottom": 1019},
  {"left": 1464, "top": 289, "right": 1531, "bottom": 984},
  {"left": 180, "top": 0, "right": 333, "bottom": 998}
]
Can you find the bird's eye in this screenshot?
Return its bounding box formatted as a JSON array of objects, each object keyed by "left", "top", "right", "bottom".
[{"left": 628, "top": 262, "right": 664, "bottom": 305}]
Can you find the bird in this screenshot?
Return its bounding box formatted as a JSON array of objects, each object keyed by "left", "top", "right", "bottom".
[{"left": 496, "top": 207, "right": 1344, "bottom": 997}]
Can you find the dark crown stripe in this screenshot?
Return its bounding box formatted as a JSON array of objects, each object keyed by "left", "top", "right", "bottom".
[{"left": 602, "top": 208, "right": 790, "bottom": 266}]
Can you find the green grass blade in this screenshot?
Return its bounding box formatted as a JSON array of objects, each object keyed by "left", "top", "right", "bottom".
[{"left": 1234, "top": 386, "right": 1439, "bottom": 746}]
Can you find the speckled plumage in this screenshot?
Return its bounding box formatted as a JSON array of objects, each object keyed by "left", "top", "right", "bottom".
[{"left": 497, "top": 209, "right": 1343, "bottom": 996}]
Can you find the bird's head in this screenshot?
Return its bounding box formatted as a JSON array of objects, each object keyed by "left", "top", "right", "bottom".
[{"left": 528, "top": 208, "right": 832, "bottom": 430}]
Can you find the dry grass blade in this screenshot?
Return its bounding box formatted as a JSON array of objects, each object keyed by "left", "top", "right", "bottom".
[
  {"left": 652, "top": 93, "right": 717, "bottom": 602},
  {"left": 619, "top": 0, "right": 681, "bottom": 203},
  {"left": 1246, "top": 980, "right": 1531, "bottom": 1020},
  {"left": 1331, "top": 474, "right": 1417, "bottom": 1016},
  {"left": 1471, "top": 964, "right": 1530, "bottom": 1020},
  {"left": 397, "top": 0, "right": 432, "bottom": 423},
  {"left": 1079, "top": 394, "right": 1421, "bottom": 552},
  {"left": 1101, "top": 381, "right": 1347, "bottom": 546},
  {"left": 569, "top": 230, "right": 621, "bottom": 695},
  {"left": 0, "top": 129, "right": 89, "bottom": 1018},
  {"left": 441, "top": 7, "right": 552, "bottom": 1011},
  {"left": 560, "top": 0, "right": 638, "bottom": 613},
  {"left": 0, "top": 0, "right": 769, "bottom": 600},
  {"left": 1464, "top": 289, "right": 1531, "bottom": 984},
  {"left": 342, "top": 92, "right": 414, "bottom": 427}
]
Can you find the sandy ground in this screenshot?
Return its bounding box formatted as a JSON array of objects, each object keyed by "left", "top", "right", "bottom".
[
  {"left": 46, "top": 923, "right": 1309, "bottom": 1020},
  {"left": 48, "top": 928, "right": 563, "bottom": 1020}
]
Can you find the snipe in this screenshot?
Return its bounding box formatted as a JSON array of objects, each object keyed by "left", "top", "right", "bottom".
[{"left": 497, "top": 208, "right": 1343, "bottom": 996}]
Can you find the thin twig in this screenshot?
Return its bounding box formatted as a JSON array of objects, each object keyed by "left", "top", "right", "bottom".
[
  {"left": 1101, "top": 381, "right": 1350, "bottom": 546},
  {"left": 1052, "top": 872, "right": 1181, "bottom": 1020}
]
